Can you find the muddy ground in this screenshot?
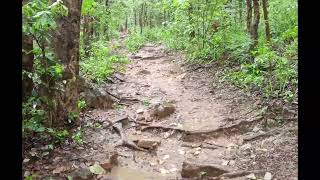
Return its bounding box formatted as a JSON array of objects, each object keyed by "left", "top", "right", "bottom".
[{"left": 23, "top": 40, "right": 298, "bottom": 180}]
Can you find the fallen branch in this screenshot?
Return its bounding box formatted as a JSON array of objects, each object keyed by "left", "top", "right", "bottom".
[
  {"left": 105, "top": 91, "right": 120, "bottom": 100},
  {"left": 112, "top": 123, "right": 147, "bottom": 152},
  {"left": 243, "top": 128, "right": 280, "bottom": 142},
  {"left": 105, "top": 115, "right": 129, "bottom": 128},
  {"left": 209, "top": 170, "right": 266, "bottom": 180}
]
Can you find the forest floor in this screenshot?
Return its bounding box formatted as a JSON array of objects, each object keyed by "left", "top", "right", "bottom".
[{"left": 23, "top": 36, "right": 298, "bottom": 180}]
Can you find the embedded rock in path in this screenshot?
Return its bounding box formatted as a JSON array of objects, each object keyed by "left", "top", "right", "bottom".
[
  {"left": 150, "top": 101, "right": 176, "bottom": 119},
  {"left": 78, "top": 76, "right": 114, "bottom": 109},
  {"left": 181, "top": 160, "right": 232, "bottom": 178},
  {"left": 134, "top": 138, "right": 161, "bottom": 150}
]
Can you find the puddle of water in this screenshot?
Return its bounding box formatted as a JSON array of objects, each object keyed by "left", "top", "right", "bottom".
[{"left": 109, "top": 167, "right": 168, "bottom": 180}]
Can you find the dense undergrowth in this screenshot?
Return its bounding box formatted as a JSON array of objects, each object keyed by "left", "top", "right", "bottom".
[{"left": 125, "top": 0, "right": 297, "bottom": 104}]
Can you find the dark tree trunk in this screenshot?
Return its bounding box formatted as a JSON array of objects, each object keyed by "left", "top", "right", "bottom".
[
  {"left": 52, "top": 0, "right": 82, "bottom": 126},
  {"left": 250, "top": 0, "right": 260, "bottom": 48},
  {"left": 22, "top": 34, "right": 34, "bottom": 100},
  {"left": 262, "top": 0, "right": 271, "bottom": 42},
  {"left": 163, "top": 9, "right": 166, "bottom": 27},
  {"left": 246, "top": 0, "right": 252, "bottom": 33},
  {"left": 140, "top": 3, "right": 144, "bottom": 34},
  {"left": 134, "top": 9, "right": 137, "bottom": 26}
]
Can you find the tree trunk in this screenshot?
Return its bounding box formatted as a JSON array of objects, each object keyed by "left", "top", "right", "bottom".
[
  {"left": 246, "top": 0, "right": 252, "bottom": 33},
  {"left": 250, "top": 0, "right": 260, "bottom": 48},
  {"left": 22, "top": 34, "right": 34, "bottom": 100},
  {"left": 239, "top": 0, "right": 243, "bottom": 24},
  {"left": 134, "top": 9, "right": 137, "bottom": 27},
  {"left": 163, "top": 9, "right": 166, "bottom": 27},
  {"left": 52, "top": 0, "right": 82, "bottom": 126},
  {"left": 188, "top": 4, "right": 195, "bottom": 38},
  {"left": 140, "top": 3, "right": 144, "bottom": 34},
  {"left": 262, "top": 0, "right": 271, "bottom": 42}
]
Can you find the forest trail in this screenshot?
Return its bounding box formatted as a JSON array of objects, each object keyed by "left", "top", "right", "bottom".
[{"left": 26, "top": 38, "right": 297, "bottom": 180}]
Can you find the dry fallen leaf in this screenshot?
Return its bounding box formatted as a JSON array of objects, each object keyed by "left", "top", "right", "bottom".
[{"left": 100, "top": 162, "right": 113, "bottom": 171}]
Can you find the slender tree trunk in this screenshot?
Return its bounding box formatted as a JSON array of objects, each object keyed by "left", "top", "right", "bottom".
[
  {"left": 22, "top": 34, "right": 34, "bottom": 100},
  {"left": 262, "top": 0, "right": 271, "bottom": 42},
  {"left": 139, "top": 3, "right": 144, "bottom": 34},
  {"left": 250, "top": 0, "right": 260, "bottom": 48},
  {"left": 134, "top": 9, "right": 137, "bottom": 27},
  {"left": 239, "top": 0, "right": 243, "bottom": 24},
  {"left": 52, "top": 0, "right": 82, "bottom": 126},
  {"left": 188, "top": 4, "right": 195, "bottom": 39},
  {"left": 246, "top": 0, "right": 252, "bottom": 33},
  {"left": 163, "top": 9, "right": 166, "bottom": 27}
]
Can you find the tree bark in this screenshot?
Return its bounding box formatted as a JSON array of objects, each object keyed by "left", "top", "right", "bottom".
[
  {"left": 52, "top": 0, "right": 82, "bottom": 126},
  {"left": 250, "top": 0, "right": 260, "bottom": 48},
  {"left": 22, "top": 34, "right": 34, "bottom": 100},
  {"left": 246, "top": 0, "right": 252, "bottom": 33},
  {"left": 262, "top": 0, "right": 271, "bottom": 42}
]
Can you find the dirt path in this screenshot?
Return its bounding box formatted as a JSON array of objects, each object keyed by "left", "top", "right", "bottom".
[{"left": 24, "top": 41, "right": 297, "bottom": 180}]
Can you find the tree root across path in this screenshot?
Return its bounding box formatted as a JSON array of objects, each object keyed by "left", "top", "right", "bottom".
[
  {"left": 141, "top": 116, "right": 263, "bottom": 136},
  {"left": 112, "top": 123, "right": 147, "bottom": 152},
  {"left": 209, "top": 170, "right": 266, "bottom": 180}
]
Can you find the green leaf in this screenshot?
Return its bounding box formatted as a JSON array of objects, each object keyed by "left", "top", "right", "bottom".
[{"left": 89, "top": 164, "right": 106, "bottom": 175}]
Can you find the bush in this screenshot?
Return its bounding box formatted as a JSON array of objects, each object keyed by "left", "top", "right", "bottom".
[{"left": 80, "top": 39, "right": 129, "bottom": 83}]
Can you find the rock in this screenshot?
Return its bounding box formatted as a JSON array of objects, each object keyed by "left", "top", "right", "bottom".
[
  {"left": 80, "top": 85, "right": 114, "bottom": 109},
  {"left": 136, "top": 109, "right": 144, "bottom": 114},
  {"left": 136, "top": 138, "right": 161, "bottom": 150},
  {"left": 246, "top": 173, "right": 257, "bottom": 179},
  {"left": 181, "top": 160, "right": 232, "bottom": 178},
  {"left": 264, "top": 172, "right": 272, "bottom": 180},
  {"left": 150, "top": 101, "right": 176, "bottom": 118},
  {"left": 252, "top": 126, "right": 260, "bottom": 132},
  {"left": 229, "top": 160, "right": 236, "bottom": 166},
  {"left": 69, "top": 168, "right": 94, "bottom": 180}
]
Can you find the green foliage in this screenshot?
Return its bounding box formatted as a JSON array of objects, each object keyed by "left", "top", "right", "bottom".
[
  {"left": 81, "top": 39, "right": 129, "bottom": 83},
  {"left": 125, "top": 31, "right": 147, "bottom": 52},
  {"left": 227, "top": 45, "right": 297, "bottom": 101},
  {"left": 78, "top": 99, "right": 87, "bottom": 110},
  {"left": 72, "top": 128, "right": 84, "bottom": 145}
]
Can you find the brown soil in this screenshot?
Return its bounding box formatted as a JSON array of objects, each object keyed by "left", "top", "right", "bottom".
[{"left": 23, "top": 40, "right": 297, "bottom": 180}]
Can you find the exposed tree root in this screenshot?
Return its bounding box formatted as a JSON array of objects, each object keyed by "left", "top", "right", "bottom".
[
  {"left": 141, "top": 124, "right": 185, "bottom": 132},
  {"left": 243, "top": 128, "right": 280, "bottom": 142},
  {"left": 105, "top": 115, "right": 129, "bottom": 128},
  {"left": 181, "top": 143, "right": 220, "bottom": 150},
  {"left": 141, "top": 116, "right": 263, "bottom": 136},
  {"left": 209, "top": 170, "right": 266, "bottom": 180},
  {"left": 112, "top": 122, "right": 147, "bottom": 152}
]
